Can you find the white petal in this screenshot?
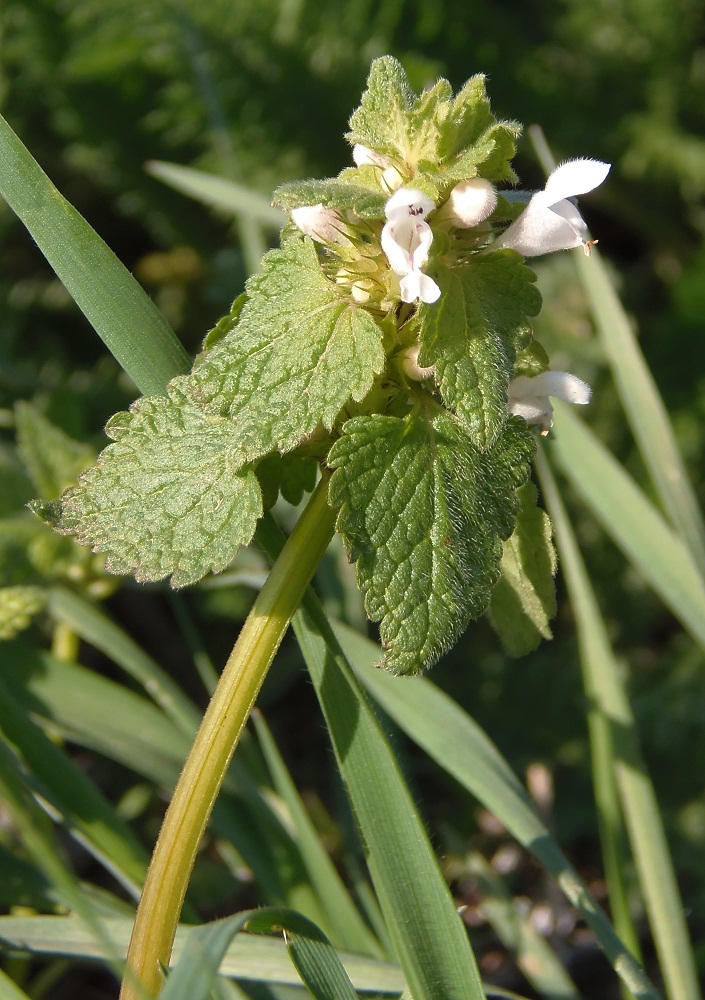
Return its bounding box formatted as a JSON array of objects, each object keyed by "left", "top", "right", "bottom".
[
  {"left": 381, "top": 219, "right": 413, "bottom": 275},
  {"left": 416, "top": 272, "right": 441, "bottom": 303},
  {"left": 508, "top": 397, "right": 553, "bottom": 424},
  {"left": 495, "top": 197, "right": 584, "bottom": 256},
  {"left": 384, "top": 187, "right": 435, "bottom": 220},
  {"left": 529, "top": 371, "right": 592, "bottom": 404},
  {"left": 446, "top": 178, "right": 497, "bottom": 227},
  {"left": 352, "top": 144, "right": 388, "bottom": 167},
  {"left": 543, "top": 159, "right": 611, "bottom": 205},
  {"left": 399, "top": 272, "right": 422, "bottom": 302},
  {"left": 291, "top": 204, "right": 352, "bottom": 245}
]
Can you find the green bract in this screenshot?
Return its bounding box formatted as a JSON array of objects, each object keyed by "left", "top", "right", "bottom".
[{"left": 40, "top": 56, "right": 561, "bottom": 674}]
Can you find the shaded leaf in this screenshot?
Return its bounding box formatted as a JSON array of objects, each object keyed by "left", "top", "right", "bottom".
[{"left": 489, "top": 482, "right": 557, "bottom": 656}]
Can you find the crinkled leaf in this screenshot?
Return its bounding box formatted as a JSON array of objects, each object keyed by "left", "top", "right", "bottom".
[
  {"left": 15, "top": 402, "right": 95, "bottom": 500},
  {"left": 256, "top": 454, "right": 319, "bottom": 511},
  {"left": 419, "top": 251, "right": 541, "bottom": 449},
  {"left": 329, "top": 408, "right": 535, "bottom": 674},
  {"left": 434, "top": 76, "right": 520, "bottom": 185},
  {"left": 346, "top": 56, "right": 415, "bottom": 163},
  {"left": 0, "top": 586, "right": 46, "bottom": 640},
  {"left": 187, "top": 234, "right": 385, "bottom": 461},
  {"left": 489, "top": 482, "right": 557, "bottom": 656},
  {"left": 272, "top": 179, "right": 386, "bottom": 220},
  {"left": 513, "top": 340, "right": 551, "bottom": 379},
  {"left": 200, "top": 292, "right": 247, "bottom": 353},
  {"left": 34, "top": 379, "right": 262, "bottom": 588}
]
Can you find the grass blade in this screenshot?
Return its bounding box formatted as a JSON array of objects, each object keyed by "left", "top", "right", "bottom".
[
  {"left": 462, "top": 852, "right": 580, "bottom": 1000},
  {"left": 528, "top": 125, "right": 705, "bottom": 578},
  {"left": 537, "top": 450, "right": 700, "bottom": 1000},
  {"left": 252, "top": 711, "right": 383, "bottom": 957},
  {"left": 0, "top": 114, "right": 190, "bottom": 397},
  {"left": 146, "top": 161, "right": 287, "bottom": 229},
  {"left": 47, "top": 587, "right": 201, "bottom": 737},
  {"left": 334, "top": 625, "right": 661, "bottom": 1000},
  {"left": 255, "top": 520, "right": 488, "bottom": 1000},
  {"left": 550, "top": 402, "right": 705, "bottom": 651},
  {"left": 0, "top": 915, "right": 404, "bottom": 995},
  {"left": 0, "top": 675, "right": 148, "bottom": 897}
]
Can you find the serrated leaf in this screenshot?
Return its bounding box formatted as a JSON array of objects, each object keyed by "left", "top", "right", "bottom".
[
  {"left": 419, "top": 251, "right": 541, "bottom": 449},
  {"left": 329, "top": 408, "right": 535, "bottom": 674},
  {"left": 200, "top": 292, "right": 247, "bottom": 353},
  {"left": 37, "top": 379, "right": 263, "bottom": 587},
  {"left": 346, "top": 56, "right": 415, "bottom": 163},
  {"left": 15, "top": 402, "right": 95, "bottom": 500},
  {"left": 434, "top": 76, "right": 519, "bottom": 185},
  {"left": 0, "top": 586, "right": 46, "bottom": 640},
  {"left": 489, "top": 482, "right": 557, "bottom": 656},
  {"left": 187, "top": 234, "right": 385, "bottom": 460},
  {"left": 256, "top": 454, "right": 318, "bottom": 510},
  {"left": 272, "top": 179, "right": 387, "bottom": 220}
]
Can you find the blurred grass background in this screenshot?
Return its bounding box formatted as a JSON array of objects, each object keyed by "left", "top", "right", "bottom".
[{"left": 1, "top": 1, "right": 705, "bottom": 995}]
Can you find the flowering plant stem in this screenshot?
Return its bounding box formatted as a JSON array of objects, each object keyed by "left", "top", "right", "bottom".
[{"left": 119, "top": 474, "right": 336, "bottom": 1000}]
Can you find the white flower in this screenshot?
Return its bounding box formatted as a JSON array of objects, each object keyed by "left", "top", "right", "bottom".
[
  {"left": 381, "top": 188, "right": 441, "bottom": 304},
  {"left": 444, "top": 178, "right": 497, "bottom": 228},
  {"left": 352, "top": 145, "right": 387, "bottom": 167},
  {"left": 507, "top": 370, "right": 592, "bottom": 429},
  {"left": 352, "top": 145, "right": 404, "bottom": 192},
  {"left": 291, "top": 204, "right": 352, "bottom": 246},
  {"left": 495, "top": 159, "right": 610, "bottom": 257},
  {"left": 399, "top": 345, "right": 435, "bottom": 381}
]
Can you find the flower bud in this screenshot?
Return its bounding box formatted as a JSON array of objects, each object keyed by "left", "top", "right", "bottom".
[
  {"left": 444, "top": 178, "right": 497, "bottom": 228},
  {"left": 290, "top": 204, "right": 353, "bottom": 246}
]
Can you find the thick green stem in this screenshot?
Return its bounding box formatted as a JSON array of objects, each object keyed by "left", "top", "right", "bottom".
[{"left": 119, "top": 474, "right": 336, "bottom": 1000}]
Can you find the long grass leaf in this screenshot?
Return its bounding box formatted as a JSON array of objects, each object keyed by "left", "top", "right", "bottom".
[
  {"left": 47, "top": 587, "right": 201, "bottom": 737},
  {"left": 537, "top": 451, "right": 700, "bottom": 1000},
  {"left": 0, "top": 916, "right": 404, "bottom": 995},
  {"left": 0, "top": 114, "right": 190, "bottom": 397},
  {"left": 0, "top": 968, "right": 32, "bottom": 1000},
  {"left": 528, "top": 125, "right": 705, "bottom": 578},
  {"left": 252, "top": 711, "right": 382, "bottom": 957},
  {"left": 333, "top": 625, "right": 661, "bottom": 1000},
  {"left": 463, "top": 852, "right": 580, "bottom": 1000},
  {"left": 255, "top": 520, "right": 488, "bottom": 1000},
  {"left": 146, "top": 162, "right": 287, "bottom": 229},
  {"left": 0, "top": 675, "right": 148, "bottom": 897},
  {"left": 550, "top": 402, "right": 705, "bottom": 650},
  {"left": 0, "top": 744, "right": 122, "bottom": 979}
]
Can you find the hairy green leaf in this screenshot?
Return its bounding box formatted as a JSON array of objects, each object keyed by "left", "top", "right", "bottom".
[
  {"left": 346, "top": 56, "right": 416, "bottom": 163},
  {"left": 419, "top": 251, "right": 541, "bottom": 449},
  {"left": 272, "top": 179, "right": 387, "bottom": 220},
  {"left": 489, "top": 482, "right": 557, "bottom": 656},
  {"left": 35, "top": 380, "right": 262, "bottom": 587},
  {"left": 434, "top": 76, "right": 520, "bottom": 185},
  {"left": 329, "top": 408, "right": 535, "bottom": 674},
  {"left": 187, "top": 234, "right": 385, "bottom": 460}
]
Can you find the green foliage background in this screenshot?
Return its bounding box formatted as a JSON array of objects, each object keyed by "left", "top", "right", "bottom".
[{"left": 1, "top": 1, "right": 705, "bottom": 995}]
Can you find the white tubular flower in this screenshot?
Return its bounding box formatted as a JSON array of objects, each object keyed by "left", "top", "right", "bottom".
[
  {"left": 495, "top": 159, "right": 610, "bottom": 257},
  {"left": 291, "top": 204, "right": 353, "bottom": 246},
  {"left": 352, "top": 144, "right": 388, "bottom": 167},
  {"left": 507, "top": 371, "right": 592, "bottom": 429},
  {"left": 381, "top": 188, "right": 441, "bottom": 304},
  {"left": 352, "top": 145, "right": 404, "bottom": 191},
  {"left": 445, "top": 178, "right": 497, "bottom": 227},
  {"left": 400, "top": 345, "right": 435, "bottom": 381}
]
